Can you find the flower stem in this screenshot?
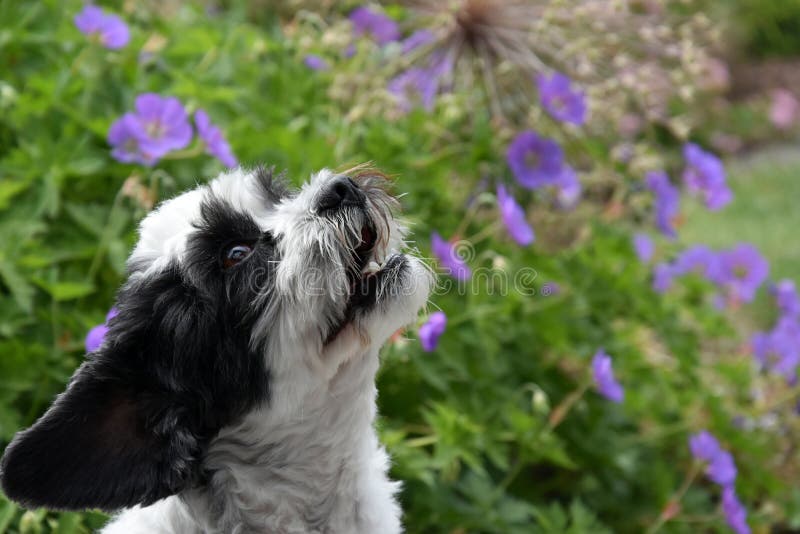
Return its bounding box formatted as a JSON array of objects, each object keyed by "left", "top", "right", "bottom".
[{"left": 644, "top": 461, "right": 702, "bottom": 534}]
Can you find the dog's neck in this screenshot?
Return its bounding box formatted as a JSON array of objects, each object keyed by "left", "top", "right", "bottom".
[{"left": 181, "top": 345, "right": 402, "bottom": 534}]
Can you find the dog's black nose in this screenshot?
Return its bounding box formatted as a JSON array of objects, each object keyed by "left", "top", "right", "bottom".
[{"left": 317, "top": 176, "right": 364, "bottom": 212}]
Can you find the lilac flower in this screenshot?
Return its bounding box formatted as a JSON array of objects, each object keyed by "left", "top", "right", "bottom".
[
  {"left": 652, "top": 263, "right": 675, "bottom": 293},
  {"left": 554, "top": 167, "right": 582, "bottom": 209},
  {"left": 108, "top": 94, "right": 193, "bottom": 165},
  {"left": 537, "top": 72, "right": 587, "bottom": 126},
  {"left": 633, "top": 233, "right": 654, "bottom": 263},
  {"left": 752, "top": 317, "right": 800, "bottom": 378},
  {"left": 507, "top": 131, "right": 568, "bottom": 190},
  {"left": 108, "top": 114, "right": 157, "bottom": 165},
  {"left": 591, "top": 349, "right": 624, "bottom": 403},
  {"left": 721, "top": 487, "right": 750, "bottom": 534},
  {"left": 401, "top": 30, "right": 434, "bottom": 54},
  {"left": 388, "top": 53, "right": 453, "bottom": 112},
  {"left": 772, "top": 279, "right": 800, "bottom": 318},
  {"left": 303, "top": 54, "right": 329, "bottom": 71},
  {"left": 419, "top": 311, "right": 447, "bottom": 352},
  {"left": 714, "top": 244, "right": 769, "bottom": 303},
  {"left": 431, "top": 232, "right": 471, "bottom": 281},
  {"left": 496, "top": 185, "right": 534, "bottom": 246},
  {"left": 74, "top": 5, "right": 130, "bottom": 49},
  {"left": 645, "top": 171, "right": 680, "bottom": 238},
  {"left": 673, "top": 245, "right": 721, "bottom": 280},
  {"left": 85, "top": 308, "right": 118, "bottom": 352},
  {"left": 689, "top": 431, "right": 721, "bottom": 462},
  {"left": 195, "top": 109, "right": 238, "bottom": 168},
  {"left": 349, "top": 6, "right": 400, "bottom": 45},
  {"left": 682, "top": 143, "right": 732, "bottom": 211},
  {"left": 707, "top": 450, "right": 737, "bottom": 486}
]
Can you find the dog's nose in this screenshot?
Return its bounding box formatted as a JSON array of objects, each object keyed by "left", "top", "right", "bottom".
[{"left": 316, "top": 176, "right": 364, "bottom": 212}]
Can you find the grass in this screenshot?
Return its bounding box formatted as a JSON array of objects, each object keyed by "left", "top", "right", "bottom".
[{"left": 680, "top": 145, "right": 800, "bottom": 280}]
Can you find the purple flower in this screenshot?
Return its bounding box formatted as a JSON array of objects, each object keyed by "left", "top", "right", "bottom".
[
  {"left": 388, "top": 53, "right": 453, "bottom": 112},
  {"left": 752, "top": 317, "right": 800, "bottom": 378},
  {"left": 721, "top": 487, "right": 750, "bottom": 534},
  {"left": 772, "top": 279, "right": 800, "bottom": 318},
  {"left": 652, "top": 263, "right": 675, "bottom": 293},
  {"left": 431, "top": 232, "right": 471, "bottom": 281},
  {"left": 715, "top": 244, "right": 769, "bottom": 303},
  {"left": 689, "top": 431, "right": 721, "bottom": 462},
  {"left": 419, "top": 311, "right": 447, "bottom": 352},
  {"left": 303, "top": 54, "right": 329, "bottom": 71},
  {"left": 708, "top": 450, "right": 737, "bottom": 487},
  {"left": 645, "top": 171, "right": 680, "bottom": 238},
  {"left": 349, "top": 6, "right": 399, "bottom": 45},
  {"left": 195, "top": 109, "right": 238, "bottom": 168},
  {"left": 401, "top": 30, "right": 434, "bottom": 54},
  {"left": 507, "top": 131, "right": 568, "bottom": 190},
  {"left": 673, "top": 245, "right": 721, "bottom": 280},
  {"left": 74, "top": 5, "right": 130, "bottom": 49},
  {"left": 541, "top": 282, "right": 560, "bottom": 297},
  {"left": 554, "top": 167, "right": 582, "bottom": 209},
  {"left": 537, "top": 72, "right": 587, "bottom": 126},
  {"left": 496, "top": 185, "right": 534, "bottom": 246},
  {"left": 633, "top": 233, "right": 655, "bottom": 263},
  {"left": 108, "top": 94, "right": 193, "bottom": 165},
  {"left": 85, "top": 308, "right": 118, "bottom": 352},
  {"left": 683, "top": 143, "right": 732, "bottom": 211},
  {"left": 591, "top": 349, "right": 624, "bottom": 403}
]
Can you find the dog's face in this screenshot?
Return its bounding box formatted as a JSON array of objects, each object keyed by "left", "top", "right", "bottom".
[{"left": 0, "top": 167, "right": 432, "bottom": 511}]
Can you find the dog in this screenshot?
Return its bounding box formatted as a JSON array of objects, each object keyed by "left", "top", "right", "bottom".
[{"left": 0, "top": 167, "right": 433, "bottom": 533}]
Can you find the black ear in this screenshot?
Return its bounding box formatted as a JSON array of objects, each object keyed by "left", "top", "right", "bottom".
[
  {"left": 0, "top": 359, "right": 201, "bottom": 510},
  {"left": 0, "top": 262, "right": 268, "bottom": 511}
]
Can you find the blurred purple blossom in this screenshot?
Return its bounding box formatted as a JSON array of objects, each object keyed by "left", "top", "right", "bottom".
[
  {"left": 652, "top": 263, "right": 675, "bottom": 293},
  {"left": 431, "top": 232, "right": 471, "bottom": 281},
  {"left": 707, "top": 450, "right": 737, "bottom": 486},
  {"left": 85, "top": 308, "right": 118, "bottom": 352},
  {"left": 108, "top": 94, "right": 193, "bottom": 165},
  {"left": 554, "top": 167, "right": 582, "bottom": 209},
  {"left": 682, "top": 143, "right": 732, "bottom": 211},
  {"left": 496, "top": 185, "right": 534, "bottom": 246},
  {"left": 388, "top": 53, "right": 453, "bottom": 112},
  {"left": 591, "top": 349, "right": 624, "bottom": 403},
  {"left": 752, "top": 317, "right": 800, "bottom": 379},
  {"left": 419, "top": 311, "right": 447, "bottom": 352},
  {"left": 507, "top": 131, "right": 570, "bottom": 190},
  {"left": 714, "top": 244, "right": 769, "bottom": 304},
  {"left": 349, "top": 6, "right": 400, "bottom": 45},
  {"left": 74, "top": 5, "right": 130, "bottom": 49},
  {"left": 689, "top": 431, "right": 721, "bottom": 462},
  {"left": 537, "top": 72, "right": 587, "bottom": 126},
  {"left": 195, "top": 109, "right": 238, "bottom": 168},
  {"left": 645, "top": 171, "right": 680, "bottom": 238},
  {"left": 633, "top": 233, "right": 654, "bottom": 263},
  {"left": 303, "top": 54, "right": 329, "bottom": 71},
  {"left": 772, "top": 279, "right": 800, "bottom": 318},
  {"left": 721, "top": 487, "right": 751, "bottom": 534},
  {"left": 673, "top": 245, "right": 720, "bottom": 280},
  {"left": 401, "top": 29, "right": 434, "bottom": 54}
]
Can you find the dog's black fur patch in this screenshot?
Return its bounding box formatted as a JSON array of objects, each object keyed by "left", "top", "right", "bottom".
[{"left": 0, "top": 194, "right": 276, "bottom": 511}]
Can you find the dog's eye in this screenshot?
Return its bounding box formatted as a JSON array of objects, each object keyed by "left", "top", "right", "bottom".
[{"left": 222, "top": 243, "right": 254, "bottom": 269}]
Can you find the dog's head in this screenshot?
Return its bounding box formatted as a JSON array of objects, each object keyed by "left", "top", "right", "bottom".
[{"left": 0, "top": 167, "right": 432, "bottom": 511}]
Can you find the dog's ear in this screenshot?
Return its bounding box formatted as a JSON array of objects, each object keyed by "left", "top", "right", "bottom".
[
  {"left": 0, "top": 264, "right": 266, "bottom": 511},
  {"left": 0, "top": 360, "right": 201, "bottom": 510}
]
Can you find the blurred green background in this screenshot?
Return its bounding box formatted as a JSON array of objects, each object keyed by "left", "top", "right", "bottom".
[{"left": 2, "top": 1, "right": 800, "bottom": 533}]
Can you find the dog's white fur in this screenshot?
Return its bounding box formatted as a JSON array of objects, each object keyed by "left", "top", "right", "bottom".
[{"left": 101, "top": 168, "right": 432, "bottom": 533}]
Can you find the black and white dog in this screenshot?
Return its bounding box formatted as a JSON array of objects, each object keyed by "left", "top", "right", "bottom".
[{"left": 0, "top": 167, "right": 433, "bottom": 533}]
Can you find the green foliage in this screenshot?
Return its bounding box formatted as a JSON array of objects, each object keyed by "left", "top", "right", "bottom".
[
  {"left": 733, "top": 0, "right": 800, "bottom": 58},
  {"left": 0, "top": 1, "right": 794, "bottom": 533}
]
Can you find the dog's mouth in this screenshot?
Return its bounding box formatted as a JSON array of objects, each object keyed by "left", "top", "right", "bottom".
[{"left": 324, "top": 220, "right": 405, "bottom": 344}]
